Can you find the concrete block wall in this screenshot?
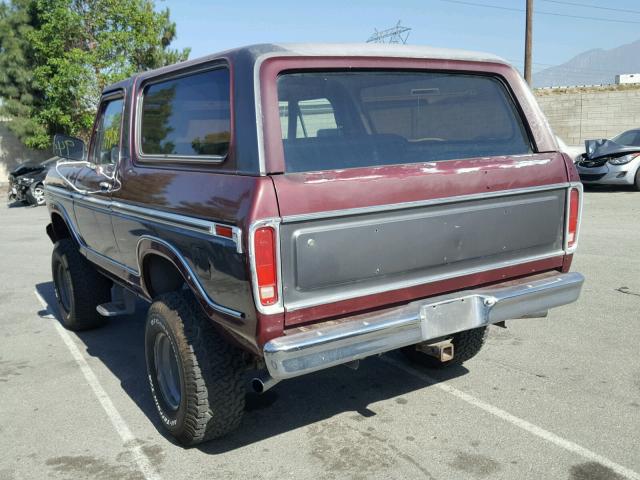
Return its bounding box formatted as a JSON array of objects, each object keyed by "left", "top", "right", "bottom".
[{"left": 534, "top": 85, "right": 640, "bottom": 147}]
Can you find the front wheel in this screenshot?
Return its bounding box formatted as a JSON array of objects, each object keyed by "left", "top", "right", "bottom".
[
  {"left": 145, "top": 291, "right": 245, "bottom": 445},
  {"left": 51, "top": 239, "right": 112, "bottom": 330},
  {"left": 27, "top": 183, "right": 46, "bottom": 206},
  {"left": 401, "top": 326, "right": 488, "bottom": 368}
]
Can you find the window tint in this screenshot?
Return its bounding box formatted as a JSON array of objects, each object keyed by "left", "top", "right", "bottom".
[
  {"left": 277, "top": 71, "right": 532, "bottom": 173},
  {"left": 613, "top": 130, "right": 640, "bottom": 146},
  {"left": 92, "top": 98, "right": 123, "bottom": 165},
  {"left": 140, "top": 68, "right": 230, "bottom": 157}
]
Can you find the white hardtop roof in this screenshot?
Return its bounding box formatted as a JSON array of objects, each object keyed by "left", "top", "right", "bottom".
[{"left": 268, "top": 42, "right": 509, "bottom": 65}]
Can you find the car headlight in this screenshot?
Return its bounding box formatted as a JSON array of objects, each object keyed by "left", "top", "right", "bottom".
[{"left": 609, "top": 153, "right": 640, "bottom": 165}]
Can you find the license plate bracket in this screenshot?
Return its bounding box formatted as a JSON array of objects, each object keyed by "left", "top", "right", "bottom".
[{"left": 419, "top": 295, "right": 488, "bottom": 340}]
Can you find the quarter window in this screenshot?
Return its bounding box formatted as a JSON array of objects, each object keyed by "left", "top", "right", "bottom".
[{"left": 140, "top": 68, "right": 231, "bottom": 158}]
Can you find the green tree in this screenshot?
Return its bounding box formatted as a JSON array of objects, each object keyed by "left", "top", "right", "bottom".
[
  {"left": 0, "top": 0, "right": 190, "bottom": 149},
  {"left": 0, "top": 0, "right": 47, "bottom": 147}
]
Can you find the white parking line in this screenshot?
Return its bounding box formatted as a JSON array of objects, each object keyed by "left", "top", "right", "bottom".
[
  {"left": 35, "top": 290, "right": 161, "bottom": 480},
  {"left": 381, "top": 356, "right": 640, "bottom": 480}
]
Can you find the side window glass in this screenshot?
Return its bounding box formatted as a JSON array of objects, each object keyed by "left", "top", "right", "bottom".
[
  {"left": 92, "top": 98, "right": 124, "bottom": 165},
  {"left": 140, "top": 68, "right": 230, "bottom": 158}
]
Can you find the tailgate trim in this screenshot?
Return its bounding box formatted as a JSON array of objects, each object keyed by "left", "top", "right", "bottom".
[
  {"left": 280, "top": 182, "right": 570, "bottom": 223},
  {"left": 264, "top": 271, "right": 584, "bottom": 380},
  {"left": 285, "top": 250, "right": 565, "bottom": 312}
]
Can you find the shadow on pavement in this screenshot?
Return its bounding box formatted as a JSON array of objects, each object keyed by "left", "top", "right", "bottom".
[{"left": 35, "top": 281, "right": 468, "bottom": 454}]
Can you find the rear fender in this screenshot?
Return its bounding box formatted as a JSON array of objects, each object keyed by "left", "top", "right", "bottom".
[{"left": 135, "top": 235, "right": 260, "bottom": 352}]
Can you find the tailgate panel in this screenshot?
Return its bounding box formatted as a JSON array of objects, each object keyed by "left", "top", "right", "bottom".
[{"left": 280, "top": 188, "right": 566, "bottom": 312}]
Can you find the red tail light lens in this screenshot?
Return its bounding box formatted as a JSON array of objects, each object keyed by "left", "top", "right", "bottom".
[
  {"left": 254, "top": 226, "right": 278, "bottom": 306},
  {"left": 567, "top": 187, "right": 580, "bottom": 249}
]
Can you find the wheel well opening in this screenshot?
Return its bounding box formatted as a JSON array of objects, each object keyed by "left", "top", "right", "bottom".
[
  {"left": 50, "top": 213, "right": 72, "bottom": 242},
  {"left": 143, "top": 255, "right": 185, "bottom": 299}
]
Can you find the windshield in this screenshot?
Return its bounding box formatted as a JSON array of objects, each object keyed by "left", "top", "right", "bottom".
[
  {"left": 277, "top": 71, "right": 533, "bottom": 173},
  {"left": 612, "top": 130, "right": 640, "bottom": 147}
]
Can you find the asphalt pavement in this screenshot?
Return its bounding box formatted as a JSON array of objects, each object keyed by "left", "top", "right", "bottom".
[{"left": 0, "top": 186, "right": 639, "bottom": 480}]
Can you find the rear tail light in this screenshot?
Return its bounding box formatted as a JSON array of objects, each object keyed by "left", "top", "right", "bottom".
[
  {"left": 566, "top": 186, "right": 581, "bottom": 250},
  {"left": 253, "top": 226, "right": 278, "bottom": 306}
]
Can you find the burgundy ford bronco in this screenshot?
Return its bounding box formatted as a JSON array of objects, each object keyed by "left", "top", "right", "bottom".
[{"left": 44, "top": 43, "right": 584, "bottom": 445}]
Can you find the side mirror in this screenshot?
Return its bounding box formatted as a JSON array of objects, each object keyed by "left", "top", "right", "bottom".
[{"left": 53, "top": 134, "right": 86, "bottom": 161}]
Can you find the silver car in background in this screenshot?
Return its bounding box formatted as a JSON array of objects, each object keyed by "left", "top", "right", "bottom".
[{"left": 576, "top": 129, "right": 640, "bottom": 190}]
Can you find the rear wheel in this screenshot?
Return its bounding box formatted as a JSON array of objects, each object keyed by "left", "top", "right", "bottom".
[
  {"left": 145, "top": 291, "right": 245, "bottom": 445},
  {"left": 51, "top": 239, "right": 112, "bottom": 330},
  {"left": 401, "top": 326, "right": 488, "bottom": 368}
]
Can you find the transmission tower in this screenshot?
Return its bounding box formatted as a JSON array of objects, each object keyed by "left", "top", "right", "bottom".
[{"left": 367, "top": 20, "right": 412, "bottom": 44}]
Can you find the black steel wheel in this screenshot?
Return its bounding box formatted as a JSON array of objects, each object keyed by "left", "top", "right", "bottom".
[
  {"left": 144, "top": 291, "right": 245, "bottom": 446},
  {"left": 153, "top": 331, "right": 183, "bottom": 411},
  {"left": 51, "top": 239, "right": 111, "bottom": 330}
]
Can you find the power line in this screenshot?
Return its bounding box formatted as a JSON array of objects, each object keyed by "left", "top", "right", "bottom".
[
  {"left": 437, "top": 0, "right": 640, "bottom": 24},
  {"left": 540, "top": 0, "right": 640, "bottom": 15}
]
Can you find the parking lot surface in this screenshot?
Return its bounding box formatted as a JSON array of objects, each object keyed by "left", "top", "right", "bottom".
[{"left": 1, "top": 187, "right": 639, "bottom": 480}]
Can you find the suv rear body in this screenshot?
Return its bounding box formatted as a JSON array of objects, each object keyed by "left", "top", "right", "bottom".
[{"left": 44, "top": 43, "right": 584, "bottom": 442}]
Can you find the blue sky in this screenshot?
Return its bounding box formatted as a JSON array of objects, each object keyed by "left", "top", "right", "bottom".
[{"left": 161, "top": 0, "right": 640, "bottom": 73}]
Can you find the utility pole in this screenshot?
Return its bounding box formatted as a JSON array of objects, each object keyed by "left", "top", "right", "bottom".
[{"left": 524, "top": 0, "right": 533, "bottom": 85}]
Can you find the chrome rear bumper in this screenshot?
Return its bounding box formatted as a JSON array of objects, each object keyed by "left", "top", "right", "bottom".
[{"left": 264, "top": 271, "right": 584, "bottom": 380}]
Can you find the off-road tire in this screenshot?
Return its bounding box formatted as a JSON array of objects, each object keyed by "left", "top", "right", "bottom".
[
  {"left": 145, "top": 291, "right": 245, "bottom": 446},
  {"left": 51, "top": 238, "right": 111, "bottom": 330},
  {"left": 401, "top": 326, "right": 488, "bottom": 369}
]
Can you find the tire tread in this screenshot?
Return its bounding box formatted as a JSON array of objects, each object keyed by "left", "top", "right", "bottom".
[
  {"left": 52, "top": 239, "right": 111, "bottom": 330},
  {"left": 147, "top": 292, "right": 245, "bottom": 445}
]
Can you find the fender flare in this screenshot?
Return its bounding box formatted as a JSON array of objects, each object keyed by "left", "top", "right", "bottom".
[{"left": 136, "top": 235, "right": 244, "bottom": 321}]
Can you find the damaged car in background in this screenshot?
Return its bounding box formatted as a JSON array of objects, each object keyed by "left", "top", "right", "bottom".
[
  {"left": 8, "top": 157, "right": 58, "bottom": 206},
  {"left": 577, "top": 129, "right": 640, "bottom": 189}
]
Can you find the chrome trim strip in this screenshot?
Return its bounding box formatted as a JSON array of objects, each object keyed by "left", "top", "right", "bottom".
[
  {"left": 112, "top": 202, "right": 213, "bottom": 235},
  {"left": 45, "top": 198, "right": 82, "bottom": 246},
  {"left": 281, "top": 182, "right": 571, "bottom": 223},
  {"left": 136, "top": 235, "right": 244, "bottom": 319},
  {"left": 86, "top": 247, "right": 139, "bottom": 276},
  {"left": 73, "top": 193, "right": 112, "bottom": 210},
  {"left": 45, "top": 185, "right": 74, "bottom": 200},
  {"left": 46, "top": 194, "right": 139, "bottom": 276},
  {"left": 264, "top": 271, "right": 585, "bottom": 380},
  {"left": 47, "top": 187, "right": 243, "bottom": 318},
  {"left": 248, "top": 218, "right": 284, "bottom": 315},
  {"left": 563, "top": 182, "right": 583, "bottom": 255},
  {"left": 284, "top": 249, "right": 566, "bottom": 312},
  {"left": 45, "top": 185, "right": 243, "bottom": 254}
]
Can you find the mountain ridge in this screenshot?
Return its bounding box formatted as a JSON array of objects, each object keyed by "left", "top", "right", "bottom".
[{"left": 534, "top": 39, "right": 640, "bottom": 87}]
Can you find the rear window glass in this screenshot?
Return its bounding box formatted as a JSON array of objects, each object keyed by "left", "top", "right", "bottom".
[
  {"left": 140, "top": 68, "right": 230, "bottom": 158},
  {"left": 277, "top": 71, "right": 532, "bottom": 173}
]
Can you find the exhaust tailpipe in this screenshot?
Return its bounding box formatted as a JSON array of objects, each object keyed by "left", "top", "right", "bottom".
[{"left": 251, "top": 372, "right": 279, "bottom": 394}]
